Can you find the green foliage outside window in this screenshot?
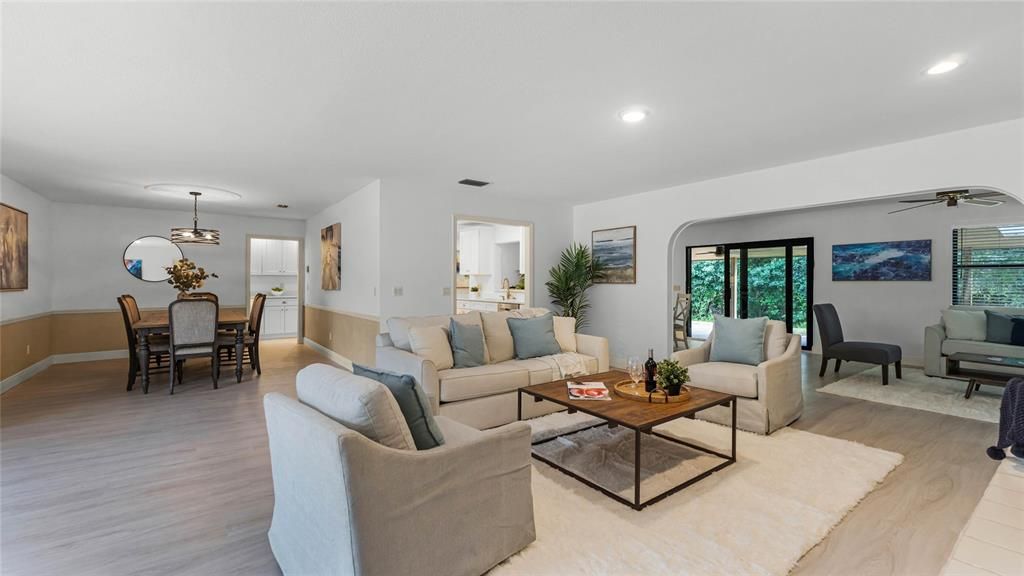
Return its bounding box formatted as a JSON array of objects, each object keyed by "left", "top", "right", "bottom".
[{"left": 690, "top": 256, "right": 808, "bottom": 329}]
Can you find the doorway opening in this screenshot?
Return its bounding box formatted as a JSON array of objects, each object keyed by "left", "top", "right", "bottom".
[
  {"left": 452, "top": 216, "right": 532, "bottom": 314},
  {"left": 685, "top": 237, "right": 814, "bottom": 349},
  {"left": 246, "top": 236, "right": 304, "bottom": 341}
]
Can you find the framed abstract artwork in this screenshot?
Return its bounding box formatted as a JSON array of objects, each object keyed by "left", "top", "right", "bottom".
[
  {"left": 0, "top": 203, "right": 28, "bottom": 291},
  {"left": 832, "top": 239, "right": 932, "bottom": 281},
  {"left": 593, "top": 225, "right": 636, "bottom": 284},
  {"left": 320, "top": 222, "right": 341, "bottom": 290}
]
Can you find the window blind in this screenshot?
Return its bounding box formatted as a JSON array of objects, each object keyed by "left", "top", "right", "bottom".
[{"left": 952, "top": 225, "right": 1024, "bottom": 307}]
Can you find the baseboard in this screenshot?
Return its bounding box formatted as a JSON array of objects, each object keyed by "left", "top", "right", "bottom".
[
  {"left": 52, "top": 350, "right": 130, "bottom": 364},
  {"left": 1, "top": 356, "right": 55, "bottom": 393},
  {"left": 303, "top": 338, "right": 353, "bottom": 371}
]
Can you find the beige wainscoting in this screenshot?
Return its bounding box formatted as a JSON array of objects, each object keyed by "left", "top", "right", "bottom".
[
  {"left": 303, "top": 305, "right": 378, "bottom": 368},
  {"left": 0, "top": 314, "right": 53, "bottom": 380}
]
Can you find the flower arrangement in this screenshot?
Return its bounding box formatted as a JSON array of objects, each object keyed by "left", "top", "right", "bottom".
[
  {"left": 165, "top": 258, "right": 218, "bottom": 296},
  {"left": 655, "top": 358, "right": 690, "bottom": 396}
]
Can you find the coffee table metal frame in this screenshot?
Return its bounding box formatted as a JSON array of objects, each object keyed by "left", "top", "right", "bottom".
[
  {"left": 517, "top": 386, "right": 737, "bottom": 511},
  {"left": 946, "top": 352, "right": 1024, "bottom": 399}
]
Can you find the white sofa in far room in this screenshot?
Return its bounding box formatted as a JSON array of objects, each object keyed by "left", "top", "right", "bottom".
[
  {"left": 924, "top": 305, "right": 1024, "bottom": 377},
  {"left": 671, "top": 320, "right": 803, "bottom": 435},
  {"left": 376, "top": 308, "right": 610, "bottom": 430}
]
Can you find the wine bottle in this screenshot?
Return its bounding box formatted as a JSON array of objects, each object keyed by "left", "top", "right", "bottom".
[{"left": 644, "top": 348, "right": 657, "bottom": 392}]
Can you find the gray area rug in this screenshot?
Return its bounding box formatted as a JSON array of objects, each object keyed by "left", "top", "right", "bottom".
[{"left": 817, "top": 366, "right": 1001, "bottom": 423}]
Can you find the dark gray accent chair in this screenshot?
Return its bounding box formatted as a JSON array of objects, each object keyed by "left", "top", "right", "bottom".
[{"left": 813, "top": 303, "right": 902, "bottom": 385}]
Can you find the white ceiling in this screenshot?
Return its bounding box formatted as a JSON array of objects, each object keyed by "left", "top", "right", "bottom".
[{"left": 3, "top": 2, "right": 1022, "bottom": 219}]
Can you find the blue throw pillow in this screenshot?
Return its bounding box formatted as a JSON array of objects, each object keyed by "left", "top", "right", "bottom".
[
  {"left": 353, "top": 364, "right": 445, "bottom": 450},
  {"left": 709, "top": 315, "right": 768, "bottom": 366},
  {"left": 986, "top": 311, "right": 1020, "bottom": 345},
  {"left": 449, "top": 319, "right": 486, "bottom": 368},
  {"left": 1012, "top": 318, "right": 1024, "bottom": 347},
  {"left": 507, "top": 313, "right": 562, "bottom": 360}
]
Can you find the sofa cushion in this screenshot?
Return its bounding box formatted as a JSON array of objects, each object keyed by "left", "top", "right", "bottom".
[
  {"left": 438, "top": 363, "right": 531, "bottom": 402},
  {"left": 510, "top": 354, "right": 600, "bottom": 384},
  {"left": 942, "top": 309, "right": 987, "bottom": 341},
  {"left": 710, "top": 315, "right": 768, "bottom": 366},
  {"left": 764, "top": 320, "right": 789, "bottom": 359},
  {"left": 449, "top": 318, "right": 487, "bottom": 368},
  {"left": 687, "top": 362, "right": 758, "bottom": 399},
  {"left": 480, "top": 308, "right": 548, "bottom": 363},
  {"left": 296, "top": 364, "right": 416, "bottom": 450},
  {"left": 408, "top": 325, "right": 454, "bottom": 370},
  {"left": 553, "top": 316, "right": 577, "bottom": 353},
  {"left": 387, "top": 314, "right": 454, "bottom": 352},
  {"left": 354, "top": 364, "right": 445, "bottom": 450},
  {"left": 508, "top": 313, "right": 562, "bottom": 359},
  {"left": 942, "top": 339, "right": 1024, "bottom": 358}
]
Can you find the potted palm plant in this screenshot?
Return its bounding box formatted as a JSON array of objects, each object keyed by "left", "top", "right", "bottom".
[{"left": 545, "top": 243, "right": 607, "bottom": 332}]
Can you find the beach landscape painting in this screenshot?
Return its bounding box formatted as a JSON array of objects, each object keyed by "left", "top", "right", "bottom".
[
  {"left": 832, "top": 239, "right": 931, "bottom": 281},
  {"left": 0, "top": 203, "right": 28, "bottom": 291},
  {"left": 320, "top": 222, "right": 341, "bottom": 290},
  {"left": 592, "top": 225, "right": 636, "bottom": 284}
]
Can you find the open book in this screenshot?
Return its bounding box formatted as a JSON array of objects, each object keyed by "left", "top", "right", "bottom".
[{"left": 567, "top": 381, "right": 611, "bottom": 401}]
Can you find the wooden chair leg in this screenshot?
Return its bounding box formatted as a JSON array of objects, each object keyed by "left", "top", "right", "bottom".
[
  {"left": 881, "top": 364, "right": 889, "bottom": 386},
  {"left": 127, "top": 356, "right": 138, "bottom": 391},
  {"left": 895, "top": 361, "right": 902, "bottom": 379},
  {"left": 168, "top": 356, "right": 176, "bottom": 395},
  {"left": 819, "top": 356, "right": 828, "bottom": 377},
  {"left": 254, "top": 345, "right": 262, "bottom": 375},
  {"left": 834, "top": 359, "right": 842, "bottom": 373},
  {"left": 212, "top": 355, "right": 219, "bottom": 389}
]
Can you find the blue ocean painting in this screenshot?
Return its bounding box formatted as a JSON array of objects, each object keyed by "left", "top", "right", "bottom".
[
  {"left": 593, "top": 226, "right": 636, "bottom": 283},
  {"left": 832, "top": 240, "right": 931, "bottom": 281}
]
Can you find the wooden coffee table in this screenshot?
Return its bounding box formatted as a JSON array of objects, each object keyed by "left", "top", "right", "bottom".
[
  {"left": 518, "top": 370, "right": 736, "bottom": 510},
  {"left": 946, "top": 352, "right": 1024, "bottom": 399}
]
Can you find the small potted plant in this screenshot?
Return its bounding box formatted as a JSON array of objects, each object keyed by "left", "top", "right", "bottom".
[
  {"left": 165, "top": 258, "right": 217, "bottom": 298},
  {"left": 655, "top": 358, "right": 690, "bottom": 396}
]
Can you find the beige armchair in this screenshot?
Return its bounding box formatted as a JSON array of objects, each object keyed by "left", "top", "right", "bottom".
[
  {"left": 263, "top": 372, "right": 535, "bottom": 576},
  {"left": 672, "top": 320, "right": 803, "bottom": 434}
]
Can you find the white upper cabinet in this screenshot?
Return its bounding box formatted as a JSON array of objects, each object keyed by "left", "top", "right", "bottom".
[
  {"left": 252, "top": 239, "right": 299, "bottom": 276},
  {"left": 459, "top": 228, "right": 493, "bottom": 275}
]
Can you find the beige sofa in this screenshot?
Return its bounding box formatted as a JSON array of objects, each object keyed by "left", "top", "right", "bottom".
[
  {"left": 671, "top": 320, "right": 803, "bottom": 435},
  {"left": 376, "top": 308, "right": 610, "bottom": 430},
  {"left": 924, "top": 305, "right": 1024, "bottom": 377}
]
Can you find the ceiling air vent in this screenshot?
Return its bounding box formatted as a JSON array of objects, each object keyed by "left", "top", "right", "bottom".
[{"left": 458, "top": 178, "right": 490, "bottom": 187}]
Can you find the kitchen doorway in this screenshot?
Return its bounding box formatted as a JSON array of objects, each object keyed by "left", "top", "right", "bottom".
[
  {"left": 246, "top": 235, "right": 304, "bottom": 342},
  {"left": 452, "top": 216, "right": 533, "bottom": 314}
]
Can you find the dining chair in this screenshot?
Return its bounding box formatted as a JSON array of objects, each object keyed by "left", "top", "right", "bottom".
[
  {"left": 218, "top": 293, "right": 266, "bottom": 375},
  {"left": 117, "top": 295, "right": 170, "bottom": 392},
  {"left": 168, "top": 298, "right": 220, "bottom": 395}
]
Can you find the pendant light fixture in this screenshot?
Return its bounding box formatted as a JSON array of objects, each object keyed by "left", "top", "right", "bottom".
[{"left": 171, "top": 191, "right": 220, "bottom": 245}]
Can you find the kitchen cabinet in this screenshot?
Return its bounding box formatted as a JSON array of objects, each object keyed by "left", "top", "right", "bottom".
[
  {"left": 252, "top": 239, "right": 299, "bottom": 276},
  {"left": 261, "top": 297, "right": 299, "bottom": 337},
  {"left": 458, "top": 228, "right": 493, "bottom": 275}
]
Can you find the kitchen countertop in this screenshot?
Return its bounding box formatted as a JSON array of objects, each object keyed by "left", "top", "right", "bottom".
[{"left": 457, "top": 295, "right": 525, "bottom": 305}]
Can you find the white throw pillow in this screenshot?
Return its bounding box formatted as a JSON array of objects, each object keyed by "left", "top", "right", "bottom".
[
  {"left": 552, "top": 316, "right": 577, "bottom": 353},
  {"left": 942, "top": 309, "right": 987, "bottom": 341},
  {"left": 296, "top": 364, "right": 415, "bottom": 450},
  {"left": 763, "top": 320, "right": 789, "bottom": 359},
  {"left": 408, "top": 325, "right": 454, "bottom": 370}
]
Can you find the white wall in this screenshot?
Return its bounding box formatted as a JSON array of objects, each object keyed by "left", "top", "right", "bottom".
[
  {"left": 304, "top": 180, "right": 381, "bottom": 317},
  {"left": 379, "top": 178, "right": 573, "bottom": 320},
  {"left": 51, "top": 202, "right": 304, "bottom": 311},
  {"left": 573, "top": 119, "right": 1024, "bottom": 367},
  {"left": 0, "top": 175, "right": 53, "bottom": 321},
  {"left": 674, "top": 197, "right": 1024, "bottom": 364}
]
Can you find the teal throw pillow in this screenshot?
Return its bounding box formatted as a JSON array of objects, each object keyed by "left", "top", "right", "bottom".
[
  {"left": 985, "top": 311, "right": 1019, "bottom": 345},
  {"left": 449, "top": 319, "right": 486, "bottom": 368},
  {"left": 709, "top": 315, "right": 768, "bottom": 366},
  {"left": 507, "top": 313, "right": 562, "bottom": 360},
  {"left": 353, "top": 364, "right": 445, "bottom": 450}
]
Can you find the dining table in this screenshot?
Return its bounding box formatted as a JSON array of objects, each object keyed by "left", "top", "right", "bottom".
[{"left": 132, "top": 309, "right": 249, "bottom": 392}]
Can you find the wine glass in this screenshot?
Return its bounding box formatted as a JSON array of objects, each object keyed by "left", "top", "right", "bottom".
[{"left": 627, "top": 356, "right": 643, "bottom": 390}]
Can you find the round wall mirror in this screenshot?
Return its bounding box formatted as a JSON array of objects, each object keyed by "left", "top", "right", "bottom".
[{"left": 123, "top": 236, "right": 183, "bottom": 282}]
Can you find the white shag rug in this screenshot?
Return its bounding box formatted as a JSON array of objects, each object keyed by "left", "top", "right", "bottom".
[
  {"left": 490, "top": 412, "right": 902, "bottom": 576},
  {"left": 817, "top": 366, "right": 1001, "bottom": 423}
]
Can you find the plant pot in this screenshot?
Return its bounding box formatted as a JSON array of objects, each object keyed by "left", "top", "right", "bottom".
[{"left": 666, "top": 383, "right": 682, "bottom": 396}]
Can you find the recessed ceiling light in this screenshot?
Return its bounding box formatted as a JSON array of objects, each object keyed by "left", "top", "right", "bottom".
[
  {"left": 145, "top": 183, "right": 241, "bottom": 201},
  {"left": 926, "top": 59, "right": 961, "bottom": 75},
  {"left": 619, "top": 108, "right": 650, "bottom": 123}
]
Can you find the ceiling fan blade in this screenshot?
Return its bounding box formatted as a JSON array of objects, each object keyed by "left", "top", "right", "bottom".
[
  {"left": 963, "top": 198, "right": 1004, "bottom": 207},
  {"left": 898, "top": 199, "right": 945, "bottom": 203},
  {"left": 888, "top": 200, "right": 945, "bottom": 214},
  {"left": 965, "top": 191, "right": 1004, "bottom": 199}
]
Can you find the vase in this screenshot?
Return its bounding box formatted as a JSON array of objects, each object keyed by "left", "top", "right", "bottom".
[
  {"left": 178, "top": 291, "right": 189, "bottom": 299},
  {"left": 666, "top": 383, "right": 682, "bottom": 396}
]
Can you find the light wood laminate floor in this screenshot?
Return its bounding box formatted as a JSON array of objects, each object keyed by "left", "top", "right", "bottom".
[{"left": 0, "top": 342, "right": 1002, "bottom": 575}]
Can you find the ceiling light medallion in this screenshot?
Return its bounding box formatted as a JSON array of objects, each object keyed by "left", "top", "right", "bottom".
[
  {"left": 619, "top": 107, "right": 650, "bottom": 123},
  {"left": 171, "top": 191, "right": 220, "bottom": 245}
]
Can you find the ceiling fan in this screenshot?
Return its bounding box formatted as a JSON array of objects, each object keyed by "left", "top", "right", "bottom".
[{"left": 888, "top": 190, "right": 1004, "bottom": 214}]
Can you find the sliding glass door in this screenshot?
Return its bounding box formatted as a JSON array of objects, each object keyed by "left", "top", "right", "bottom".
[{"left": 687, "top": 237, "right": 813, "bottom": 349}]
